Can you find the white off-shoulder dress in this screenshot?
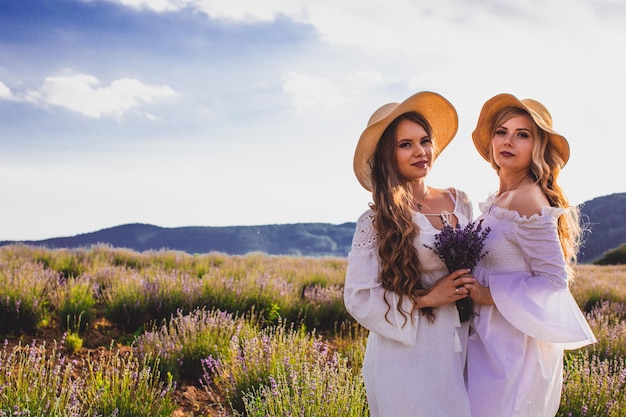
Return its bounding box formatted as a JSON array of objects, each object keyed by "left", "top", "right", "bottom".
[
  {"left": 344, "top": 189, "right": 473, "bottom": 417},
  {"left": 467, "top": 196, "right": 596, "bottom": 417}
]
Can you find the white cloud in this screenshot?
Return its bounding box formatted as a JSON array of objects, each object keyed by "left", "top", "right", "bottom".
[
  {"left": 99, "top": 0, "right": 307, "bottom": 21},
  {"left": 346, "top": 70, "right": 390, "bottom": 85},
  {"left": 306, "top": 0, "right": 615, "bottom": 55},
  {"left": 104, "top": 0, "right": 177, "bottom": 12},
  {"left": 283, "top": 71, "right": 348, "bottom": 112},
  {"left": 96, "top": 0, "right": 625, "bottom": 57},
  {"left": 26, "top": 72, "right": 177, "bottom": 119},
  {"left": 0, "top": 81, "right": 12, "bottom": 100}
]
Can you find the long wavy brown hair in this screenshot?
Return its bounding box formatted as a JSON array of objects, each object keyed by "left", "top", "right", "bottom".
[
  {"left": 369, "top": 111, "right": 436, "bottom": 324},
  {"left": 489, "top": 107, "right": 582, "bottom": 280}
]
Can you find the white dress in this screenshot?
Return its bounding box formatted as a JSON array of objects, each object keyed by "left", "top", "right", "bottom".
[
  {"left": 467, "top": 196, "right": 596, "bottom": 417},
  {"left": 344, "top": 189, "right": 473, "bottom": 417}
]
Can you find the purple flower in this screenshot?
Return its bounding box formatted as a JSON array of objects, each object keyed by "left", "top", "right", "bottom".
[{"left": 424, "top": 219, "right": 490, "bottom": 322}]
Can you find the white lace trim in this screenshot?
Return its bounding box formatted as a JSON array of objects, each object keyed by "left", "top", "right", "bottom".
[
  {"left": 456, "top": 189, "right": 473, "bottom": 221},
  {"left": 351, "top": 210, "right": 378, "bottom": 250},
  {"left": 478, "top": 193, "right": 566, "bottom": 225}
]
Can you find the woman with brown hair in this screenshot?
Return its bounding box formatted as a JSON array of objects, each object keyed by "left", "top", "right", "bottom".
[
  {"left": 344, "top": 91, "right": 474, "bottom": 417},
  {"left": 464, "top": 93, "right": 596, "bottom": 417}
]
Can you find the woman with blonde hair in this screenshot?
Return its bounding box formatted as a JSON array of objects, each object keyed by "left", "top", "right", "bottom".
[
  {"left": 344, "top": 91, "right": 474, "bottom": 416},
  {"left": 464, "top": 93, "right": 596, "bottom": 417}
]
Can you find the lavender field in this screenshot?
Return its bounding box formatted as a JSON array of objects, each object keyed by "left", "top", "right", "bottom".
[{"left": 1, "top": 244, "right": 625, "bottom": 416}]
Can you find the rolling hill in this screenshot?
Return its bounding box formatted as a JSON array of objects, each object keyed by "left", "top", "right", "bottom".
[{"left": 1, "top": 192, "right": 624, "bottom": 262}]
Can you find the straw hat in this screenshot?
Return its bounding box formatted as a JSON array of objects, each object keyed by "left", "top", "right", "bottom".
[
  {"left": 472, "top": 93, "right": 570, "bottom": 166},
  {"left": 353, "top": 91, "right": 458, "bottom": 191}
]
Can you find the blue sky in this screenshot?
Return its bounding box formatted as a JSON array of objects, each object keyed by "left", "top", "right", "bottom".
[{"left": 1, "top": 0, "right": 625, "bottom": 240}]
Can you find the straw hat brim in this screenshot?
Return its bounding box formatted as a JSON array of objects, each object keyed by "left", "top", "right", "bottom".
[
  {"left": 471, "top": 93, "right": 570, "bottom": 166},
  {"left": 354, "top": 91, "right": 458, "bottom": 191}
]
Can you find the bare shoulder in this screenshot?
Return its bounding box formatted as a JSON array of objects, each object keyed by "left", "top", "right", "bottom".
[
  {"left": 424, "top": 186, "right": 457, "bottom": 213},
  {"left": 508, "top": 183, "right": 549, "bottom": 218},
  {"left": 429, "top": 186, "right": 453, "bottom": 198},
  {"left": 430, "top": 186, "right": 458, "bottom": 205}
]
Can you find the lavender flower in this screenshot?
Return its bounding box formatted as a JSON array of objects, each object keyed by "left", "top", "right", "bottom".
[{"left": 424, "top": 219, "right": 490, "bottom": 322}]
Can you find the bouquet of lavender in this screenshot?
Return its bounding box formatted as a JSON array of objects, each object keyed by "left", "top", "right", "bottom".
[{"left": 424, "top": 220, "right": 490, "bottom": 322}]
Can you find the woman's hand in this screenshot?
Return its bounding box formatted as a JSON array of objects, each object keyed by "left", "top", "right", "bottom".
[
  {"left": 414, "top": 269, "right": 475, "bottom": 309},
  {"left": 464, "top": 278, "right": 494, "bottom": 306}
]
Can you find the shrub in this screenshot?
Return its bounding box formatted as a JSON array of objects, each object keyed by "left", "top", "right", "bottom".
[
  {"left": 101, "top": 268, "right": 203, "bottom": 332},
  {"left": 594, "top": 243, "right": 626, "bottom": 265},
  {"left": 560, "top": 354, "right": 626, "bottom": 417},
  {"left": 242, "top": 352, "right": 368, "bottom": 417},
  {"left": 82, "top": 348, "right": 176, "bottom": 417},
  {"left": 55, "top": 276, "right": 96, "bottom": 333},
  {"left": 584, "top": 301, "right": 626, "bottom": 362},
  {"left": 202, "top": 320, "right": 336, "bottom": 413},
  {"left": 65, "top": 331, "right": 84, "bottom": 354},
  {"left": 0, "top": 259, "right": 57, "bottom": 334},
  {"left": 135, "top": 308, "right": 256, "bottom": 381},
  {"left": 0, "top": 340, "right": 84, "bottom": 416}
]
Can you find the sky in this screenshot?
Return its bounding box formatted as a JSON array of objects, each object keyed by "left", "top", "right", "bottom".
[{"left": 1, "top": 0, "right": 625, "bottom": 241}]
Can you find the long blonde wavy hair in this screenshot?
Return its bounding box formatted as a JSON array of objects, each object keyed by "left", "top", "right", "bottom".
[
  {"left": 489, "top": 107, "right": 582, "bottom": 279},
  {"left": 369, "top": 112, "right": 436, "bottom": 324}
]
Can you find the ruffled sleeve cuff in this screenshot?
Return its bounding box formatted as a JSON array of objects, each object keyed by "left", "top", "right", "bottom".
[
  {"left": 343, "top": 210, "right": 420, "bottom": 346},
  {"left": 488, "top": 269, "right": 596, "bottom": 349}
]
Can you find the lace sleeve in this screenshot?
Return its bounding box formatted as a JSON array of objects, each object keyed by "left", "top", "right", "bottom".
[
  {"left": 345, "top": 208, "right": 421, "bottom": 345},
  {"left": 351, "top": 209, "right": 378, "bottom": 251},
  {"left": 453, "top": 188, "right": 474, "bottom": 222}
]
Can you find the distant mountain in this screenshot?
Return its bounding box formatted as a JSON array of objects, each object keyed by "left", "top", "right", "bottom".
[
  {"left": 1, "top": 193, "right": 624, "bottom": 261},
  {"left": 578, "top": 192, "right": 626, "bottom": 263},
  {"left": 0, "top": 222, "right": 357, "bottom": 257}
]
